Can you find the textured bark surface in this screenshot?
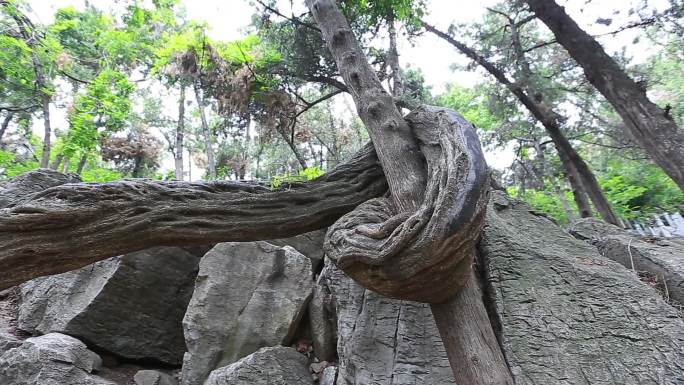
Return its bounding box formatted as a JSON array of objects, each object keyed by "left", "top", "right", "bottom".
[
  {"left": 431, "top": 271, "right": 513, "bottom": 385},
  {"left": 325, "top": 106, "right": 489, "bottom": 303},
  {"left": 0, "top": 146, "right": 386, "bottom": 290},
  {"left": 525, "top": 0, "right": 684, "bottom": 191},
  {"left": 306, "top": 0, "right": 426, "bottom": 213},
  {"left": 481, "top": 191, "right": 684, "bottom": 384}
]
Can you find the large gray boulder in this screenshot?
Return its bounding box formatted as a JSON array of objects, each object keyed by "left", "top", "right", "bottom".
[
  {"left": 481, "top": 191, "right": 684, "bottom": 384},
  {"left": 0, "top": 333, "right": 114, "bottom": 385},
  {"left": 268, "top": 229, "right": 327, "bottom": 271},
  {"left": 0, "top": 169, "right": 80, "bottom": 208},
  {"left": 0, "top": 332, "right": 22, "bottom": 355},
  {"left": 181, "top": 241, "right": 313, "bottom": 385},
  {"left": 204, "top": 346, "right": 313, "bottom": 385},
  {"left": 18, "top": 247, "right": 200, "bottom": 365},
  {"left": 133, "top": 370, "right": 178, "bottom": 385},
  {"left": 320, "top": 259, "right": 455, "bottom": 385},
  {"left": 569, "top": 217, "right": 684, "bottom": 304}
]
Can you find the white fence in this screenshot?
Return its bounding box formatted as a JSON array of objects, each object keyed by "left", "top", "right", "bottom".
[{"left": 624, "top": 212, "right": 684, "bottom": 238}]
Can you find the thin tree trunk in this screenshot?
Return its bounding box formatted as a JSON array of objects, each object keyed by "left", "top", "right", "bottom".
[
  {"left": 61, "top": 156, "right": 70, "bottom": 173},
  {"left": 525, "top": 0, "right": 684, "bottom": 191},
  {"left": 75, "top": 154, "right": 87, "bottom": 175},
  {"left": 50, "top": 154, "right": 63, "bottom": 171},
  {"left": 187, "top": 148, "right": 192, "bottom": 181},
  {"left": 432, "top": 270, "right": 514, "bottom": 385},
  {"left": 193, "top": 83, "right": 216, "bottom": 180},
  {"left": 279, "top": 126, "right": 308, "bottom": 169},
  {"left": 387, "top": 14, "right": 403, "bottom": 98},
  {"left": 39, "top": 95, "right": 51, "bottom": 168},
  {"left": 307, "top": 2, "right": 512, "bottom": 384},
  {"left": 175, "top": 84, "right": 186, "bottom": 180},
  {"left": 535, "top": 141, "right": 576, "bottom": 221},
  {"left": 0, "top": 112, "right": 13, "bottom": 142},
  {"left": 423, "top": 22, "right": 619, "bottom": 224}
]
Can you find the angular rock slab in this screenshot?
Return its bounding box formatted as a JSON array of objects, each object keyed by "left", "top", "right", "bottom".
[
  {"left": 0, "top": 333, "right": 114, "bottom": 385},
  {"left": 0, "top": 332, "right": 22, "bottom": 356},
  {"left": 481, "top": 191, "right": 684, "bottom": 384},
  {"left": 18, "top": 247, "right": 200, "bottom": 365},
  {"left": 268, "top": 229, "right": 327, "bottom": 271},
  {"left": 181, "top": 242, "right": 313, "bottom": 385},
  {"left": 570, "top": 217, "right": 684, "bottom": 304},
  {"left": 319, "top": 259, "right": 455, "bottom": 385},
  {"left": 134, "top": 369, "right": 177, "bottom": 385},
  {"left": 205, "top": 346, "right": 313, "bottom": 385}
]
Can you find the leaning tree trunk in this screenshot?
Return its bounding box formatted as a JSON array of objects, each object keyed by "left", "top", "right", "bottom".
[
  {"left": 525, "top": 0, "right": 684, "bottom": 191},
  {"left": 0, "top": 112, "right": 13, "bottom": 142},
  {"left": 306, "top": 1, "right": 513, "bottom": 383},
  {"left": 546, "top": 120, "right": 619, "bottom": 224},
  {"left": 193, "top": 82, "right": 216, "bottom": 180},
  {"left": 175, "top": 84, "right": 186, "bottom": 180},
  {"left": 422, "top": 22, "right": 619, "bottom": 224}
]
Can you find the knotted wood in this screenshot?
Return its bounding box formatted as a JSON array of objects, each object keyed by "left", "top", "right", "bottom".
[
  {"left": 325, "top": 106, "right": 489, "bottom": 303},
  {"left": 0, "top": 145, "right": 387, "bottom": 290}
]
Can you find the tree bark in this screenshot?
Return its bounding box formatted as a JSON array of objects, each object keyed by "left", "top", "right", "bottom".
[
  {"left": 193, "top": 82, "right": 216, "bottom": 180},
  {"left": 305, "top": 0, "right": 426, "bottom": 213},
  {"left": 0, "top": 112, "right": 12, "bottom": 141},
  {"left": 423, "top": 22, "right": 620, "bottom": 225},
  {"left": 387, "top": 14, "right": 403, "bottom": 98},
  {"left": 308, "top": 2, "right": 512, "bottom": 384},
  {"left": 75, "top": 154, "right": 87, "bottom": 175},
  {"left": 0, "top": 144, "right": 386, "bottom": 290},
  {"left": 525, "top": 0, "right": 684, "bottom": 191},
  {"left": 432, "top": 270, "right": 513, "bottom": 385},
  {"left": 278, "top": 126, "right": 308, "bottom": 169},
  {"left": 175, "top": 84, "right": 186, "bottom": 181},
  {"left": 50, "top": 154, "right": 63, "bottom": 171}
]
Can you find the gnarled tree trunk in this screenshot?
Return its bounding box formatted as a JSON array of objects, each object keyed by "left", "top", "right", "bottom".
[
  {"left": 306, "top": 1, "right": 512, "bottom": 383},
  {"left": 525, "top": 0, "right": 684, "bottom": 191}
]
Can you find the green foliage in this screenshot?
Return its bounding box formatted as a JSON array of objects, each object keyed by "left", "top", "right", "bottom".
[
  {"left": 271, "top": 166, "right": 325, "bottom": 188},
  {"left": 437, "top": 84, "right": 499, "bottom": 131},
  {"left": 598, "top": 159, "right": 684, "bottom": 218},
  {"left": 508, "top": 185, "right": 576, "bottom": 224},
  {"left": 65, "top": 69, "right": 134, "bottom": 157},
  {"left": 79, "top": 167, "right": 123, "bottom": 182},
  {"left": 0, "top": 149, "right": 38, "bottom": 179},
  {"left": 341, "top": 0, "right": 426, "bottom": 29}
]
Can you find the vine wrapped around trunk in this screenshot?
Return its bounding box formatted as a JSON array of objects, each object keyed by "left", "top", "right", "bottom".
[{"left": 325, "top": 106, "right": 489, "bottom": 304}]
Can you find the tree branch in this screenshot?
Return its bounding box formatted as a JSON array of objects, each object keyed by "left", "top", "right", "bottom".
[{"left": 0, "top": 144, "right": 387, "bottom": 290}]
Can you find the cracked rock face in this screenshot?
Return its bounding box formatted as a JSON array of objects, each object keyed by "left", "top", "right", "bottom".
[
  {"left": 569, "top": 217, "right": 684, "bottom": 305},
  {"left": 319, "top": 259, "right": 455, "bottom": 385},
  {"left": 18, "top": 247, "right": 200, "bottom": 365},
  {"left": 0, "top": 333, "right": 114, "bottom": 385},
  {"left": 205, "top": 346, "right": 313, "bottom": 385},
  {"left": 181, "top": 241, "right": 313, "bottom": 385},
  {"left": 480, "top": 191, "right": 684, "bottom": 385}
]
